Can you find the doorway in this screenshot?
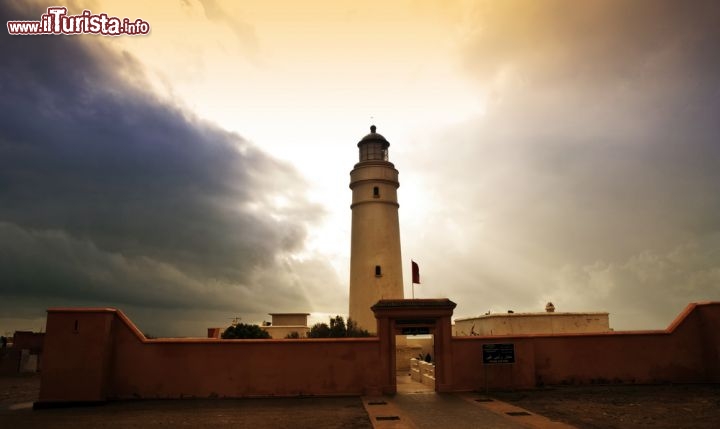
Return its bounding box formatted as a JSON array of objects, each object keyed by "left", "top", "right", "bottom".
[
  {"left": 371, "top": 298, "right": 456, "bottom": 395},
  {"left": 395, "top": 333, "right": 434, "bottom": 393}
]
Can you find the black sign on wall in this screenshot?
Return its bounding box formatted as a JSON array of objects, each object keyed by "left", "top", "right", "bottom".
[{"left": 482, "top": 343, "right": 515, "bottom": 364}]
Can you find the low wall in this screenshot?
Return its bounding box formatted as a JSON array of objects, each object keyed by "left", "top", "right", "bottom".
[
  {"left": 396, "top": 336, "right": 434, "bottom": 372},
  {"left": 0, "top": 332, "right": 45, "bottom": 374},
  {"left": 12, "top": 331, "right": 45, "bottom": 352},
  {"left": 38, "top": 302, "right": 720, "bottom": 403},
  {"left": 410, "top": 358, "right": 436, "bottom": 388},
  {"left": 0, "top": 348, "right": 21, "bottom": 375},
  {"left": 38, "top": 308, "right": 383, "bottom": 404},
  {"left": 450, "top": 302, "right": 720, "bottom": 390}
]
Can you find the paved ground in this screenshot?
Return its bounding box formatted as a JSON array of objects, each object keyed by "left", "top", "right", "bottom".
[
  {"left": 1, "top": 374, "right": 371, "bottom": 429},
  {"left": 492, "top": 384, "right": 720, "bottom": 429},
  {"left": 390, "top": 391, "right": 528, "bottom": 429},
  {"left": 367, "top": 377, "right": 571, "bottom": 429},
  {"left": 4, "top": 374, "right": 720, "bottom": 428},
  {"left": 7, "top": 397, "right": 373, "bottom": 429},
  {"left": 389, "top": 376, "right": 531, "bottom": 428},
  {"left": 0, "top": 374, "right": 556, "bottom": 429}
]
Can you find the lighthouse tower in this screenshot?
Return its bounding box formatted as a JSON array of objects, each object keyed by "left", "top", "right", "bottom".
[{"left": 349, "top": 125, "right": 404, "bottom": 332}]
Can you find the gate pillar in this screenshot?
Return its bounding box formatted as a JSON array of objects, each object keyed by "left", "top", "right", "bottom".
[{"left": 371, "top": 299, "right": 457, "bottom": 394}]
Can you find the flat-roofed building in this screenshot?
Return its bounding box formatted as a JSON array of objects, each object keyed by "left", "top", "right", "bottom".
[
  {"left": 453, "top": 303, "right": 611, "bottom": 336},
  {"left": 262, "top": 313, "right": 311, "bottom": 338}
]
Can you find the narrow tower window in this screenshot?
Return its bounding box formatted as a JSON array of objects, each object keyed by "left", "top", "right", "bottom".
[
  {"left": 373, "top": 186, "right": 380, "bottom": 198},
  {"left": 375, "top": 265, "right": 382, "bottom": 276}
]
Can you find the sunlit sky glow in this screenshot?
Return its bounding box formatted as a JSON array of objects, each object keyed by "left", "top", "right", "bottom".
[
  {"left": 1, "top": 0, "right": 719, "bottom": 336},
  {"left": 106, "top": 0, "right": 488, "bottom": 284}
]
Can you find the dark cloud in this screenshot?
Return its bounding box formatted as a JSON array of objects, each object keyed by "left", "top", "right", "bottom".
[
  {"left": 0, "top": 2, "right": 330, "bottom": 336},
  {"left": 403, "top": 0, "right": 720, "bottom": 327}
]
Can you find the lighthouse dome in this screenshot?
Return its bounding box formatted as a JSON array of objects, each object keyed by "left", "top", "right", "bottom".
[
  {"left": 358, "top": 125, "right": 389, "bottom": 145},
  {"left": 357, "top": 125, "right": 390, "bottom": 161}
]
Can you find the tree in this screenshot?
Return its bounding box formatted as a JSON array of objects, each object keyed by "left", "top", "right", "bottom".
[
  {"left": 221, "top": 323, "right": 271, "bottom": 339},
  {"left": 308, "top": 322, "right": 331, "bottom": 338},
  {"left": 346, "top": 318, "right": 371, "bottom": 337},
  {"left": 285, "top": 331, "right": 301, "bottom": 339},
  {"left": 329, "top": 315, "right": 346, "bottom": 337},
  {"left": 307, "top": 316, "right": 372, "bottom": 338}
]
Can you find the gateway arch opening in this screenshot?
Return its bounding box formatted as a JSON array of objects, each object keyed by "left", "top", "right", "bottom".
[{"left": 371, "top": 299, "right": 456, "bottom": 395}]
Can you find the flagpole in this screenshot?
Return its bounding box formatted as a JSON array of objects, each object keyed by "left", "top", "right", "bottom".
[{"left": 411, "top": 259, "right": 418, "bottom": 300}]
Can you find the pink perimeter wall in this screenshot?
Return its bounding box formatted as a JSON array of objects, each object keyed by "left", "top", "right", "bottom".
[
  {"left": 38, "top": 302, "right": 720, "bottom": 404},
  {"left": 39, "top": 308, "right": 383, "bottom": 404},
  {"left": 451, "top": 302, "right": 720, "bottom": 390}
]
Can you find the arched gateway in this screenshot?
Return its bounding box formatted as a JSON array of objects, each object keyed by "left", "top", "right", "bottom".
[{"left": 371, "top": 298, "right": 457, "bottom": 394}]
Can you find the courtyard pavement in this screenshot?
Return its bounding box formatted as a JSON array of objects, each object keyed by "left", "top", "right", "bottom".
[
  {"left": 1, "top": 373, "right": 575, "bottom": 428},
  {"left": 363, "top": 376, "right": 575, "bottom": 429}
]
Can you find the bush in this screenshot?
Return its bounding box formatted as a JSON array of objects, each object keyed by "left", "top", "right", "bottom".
[
  {"left": 346, "top": 318, "right": 372, "bottom": 337},
  {"left": 329, "top": 315, "right": 346, "bottom": 337},
  {"left": 285, "top": 331, "right": 301, "bottom": 339},
  {"left": 221, "top": 323, "right": 271, "bottom": 339},
  {"left": 307, "top": 316, "right": 372, "bottom": 338},
  {"left": 308, "top": 322, "right": 331, "bottom": 338}
]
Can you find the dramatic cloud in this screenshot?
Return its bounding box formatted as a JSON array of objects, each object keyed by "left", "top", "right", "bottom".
[
  {"left": 553, "top": 232, "right": 720, "bottom": 329},
  {"left": 2, "top": 0, "right": 719, "bottom": 336},
  {"left": 402, "top": 0, "right": 720, "bottom": 328},
  {"left": 0, "top": 2, "right": 340, "bottom": 336}
]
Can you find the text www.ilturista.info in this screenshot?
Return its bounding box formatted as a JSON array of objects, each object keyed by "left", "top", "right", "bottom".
[{"left": 7, "top": 7, "right": 150, "bottom": 36}]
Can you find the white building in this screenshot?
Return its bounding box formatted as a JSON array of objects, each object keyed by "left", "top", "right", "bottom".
[
  {"left": 261, "top": 313, "right": 310, "bottom": 338},
  {"left": 453, "top": 303, "right": 611, "bottom": 336}
]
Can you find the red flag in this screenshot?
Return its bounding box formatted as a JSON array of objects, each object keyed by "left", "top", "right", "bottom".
[{"left": 411, "top": 260, "right": 420, "bottom": 284}]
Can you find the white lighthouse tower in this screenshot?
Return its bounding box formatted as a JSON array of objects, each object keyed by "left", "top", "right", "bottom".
[{"left": 349, "top": 125, "right": 404, "bottom": 332}]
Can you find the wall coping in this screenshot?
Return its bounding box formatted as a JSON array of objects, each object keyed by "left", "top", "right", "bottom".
[
  {"left": 263, "top": 325, "right": 310, "bottom": 328},
  {"left": 47, "top": 307, "right": 379, "bottom": 344},
  {"left": 268, "top": 313, "right": 310, "bottom": 316},
  {"left": 45, "top": 301, "right": 720, "bottom": 342},
  {"left": 372, "top": 298, "right": 457, "bottom": 309},
  {"left": 47, "top": 307, "right": 119, "bottom": 313},
  {"left": 146, "top": 337, "right": 380, "bottom": 344},
  {"left": 454, "top": 312, "right": 609, "bottom": 321}
]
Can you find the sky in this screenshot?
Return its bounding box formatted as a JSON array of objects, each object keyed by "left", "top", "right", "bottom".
[{"left": 1, "top": 0, "right": 719, "bottom": 337}]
